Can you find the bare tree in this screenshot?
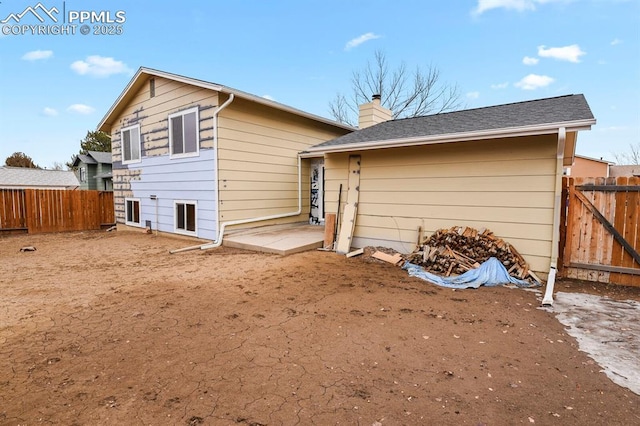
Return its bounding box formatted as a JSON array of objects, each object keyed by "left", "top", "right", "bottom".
[
  {"left": 51, "top": 162, "right": 66, "bottom": 171},
  {"left": 329, "top": 50, "right": 463, "bottom": 126},
  {"left": 613, "top": 143, "right": 640, "bottom": 165}
]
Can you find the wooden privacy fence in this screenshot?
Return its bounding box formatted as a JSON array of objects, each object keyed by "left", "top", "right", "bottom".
[
  {"left": 0, "top": 189, "right": 115, "bottom": 234},
  {"left": 559, "top": 176, "right": 639, "bottom": 286}
]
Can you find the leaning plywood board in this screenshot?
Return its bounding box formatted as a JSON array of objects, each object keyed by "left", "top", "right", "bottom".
[
  {"left": 336, "top": 155, "right": 361, "bottom": 254},
  {"left": 372, "top": 251, "right": 403, "bottom": 265}
]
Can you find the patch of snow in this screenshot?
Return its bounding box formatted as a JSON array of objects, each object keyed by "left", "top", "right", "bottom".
[{"left": 550, "top": 292, "right": 640, "bottom": 395}]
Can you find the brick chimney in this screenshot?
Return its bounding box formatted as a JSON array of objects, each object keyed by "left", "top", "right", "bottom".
[{"left": 358, "top": 94, "right": 392, "bottom": 129}]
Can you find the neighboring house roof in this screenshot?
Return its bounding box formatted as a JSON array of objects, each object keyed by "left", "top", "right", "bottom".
[
  {"left": 574, "top": 154, "right": 613, "bottom": 165},
  {"left": 305, "top": 94, "right": 595, "bottom": 154},
  {"left": 87, "top": 150, "right": 112, "bottom": 164},
  {"left": 94, "top": 171, "right": 113, "bottom": 179},
  {"left": 609, "top": 165, "right": 640, "bottom": 177},
  {"left": 72, "top": 150, "right": 113, "bottom": 167},
  {"left": 0, "top": 166, "right": 79, "bottom": 188},
  {"left": 97, "top": 67, "right": 355, "bottom": 133}
]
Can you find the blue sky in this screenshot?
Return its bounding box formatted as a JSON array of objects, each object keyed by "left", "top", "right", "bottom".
[{"left": 0, "top": 0, "right": 638, "bottom": 168}]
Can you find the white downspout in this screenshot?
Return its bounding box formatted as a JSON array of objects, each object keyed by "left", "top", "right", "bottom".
[
  {"left": 169, "top": 93, "right": 235, "bottom": 254},
  {"left": 170, "top": 91, "right": 304, "bottom": 254},
  {"left": 542, "top": 127, "right": 566, "bottom": 306},
  {"left": 200, "top": 154, "right": 302, "bottom": 249}
]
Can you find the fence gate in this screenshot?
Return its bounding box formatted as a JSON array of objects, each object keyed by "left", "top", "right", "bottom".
[{"left": 559, "top": 176, "right": 639, "bottom": 286}]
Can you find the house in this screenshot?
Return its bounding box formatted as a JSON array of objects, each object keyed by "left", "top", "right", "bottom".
[
  {"left": 566, "top": 154, "right": 611, "bottom": 177},
  {"left": 302, "top": 94, "right": 596, "bottom": 282},
  {"left": 97, "top": 67, "right": 353, "bottom": 239},
  {"left": 0, "top": 166, "right": 79, "bottom": 190},
  {"left": 609, "top": 164, "right": 640, "bottom": 177},
  {"left": 72, "top": 151, "right": 113, "bottom": 191}
]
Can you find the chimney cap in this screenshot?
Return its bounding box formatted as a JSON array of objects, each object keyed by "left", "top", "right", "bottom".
[{"left": 372, "top": 94, "right": 381, "bottom": 101}]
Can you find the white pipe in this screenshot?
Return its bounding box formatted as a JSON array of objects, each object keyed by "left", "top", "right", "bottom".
[
  {"left": 169, "top": 94, "right": 235, "bottom": 254},
  {"left": 542, "top": 127, "right": 566, "bottom": 306},
  {"left": 200, "top": 154, "right": 303, "bottom": 249}
]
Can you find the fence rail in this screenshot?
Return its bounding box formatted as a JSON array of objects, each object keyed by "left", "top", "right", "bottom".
[
  {"left": 0, "top": 189, "right": 114, "bottom": 235},
  {"left": 560, "top": 176, "right": 639, "bottom": 287}
]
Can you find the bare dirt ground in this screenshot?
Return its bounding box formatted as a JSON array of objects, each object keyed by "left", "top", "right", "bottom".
[{"left": 1, "top": 231, "right": 639, "bottom": 426}]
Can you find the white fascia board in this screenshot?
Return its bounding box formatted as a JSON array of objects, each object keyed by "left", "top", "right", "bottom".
[
  {"left": 97, "top": 67, "right": 223, "bottom": 132},
  {"left": 305, "top": 119, "right": 596, "bottom": 155},
  {"left": 97, "top": 67, "right": 353, "bottom": 133},
  {"left": 219, "top": 87, "right": 355, "bottom": 131}
]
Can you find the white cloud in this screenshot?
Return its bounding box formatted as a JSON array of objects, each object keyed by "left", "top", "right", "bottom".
[
  {"left": 491, "top": 82, "right": 509, "bottom": 89},
  {"left": 515, "top": 74, "right": 555, "bottom": 90},
  {"left": 70, "top": 55, "right": 132, "bottom": 77},
  {"left": 611, "top": 38, "right": 622, "bottom": 46},
  {"left": 466, "top": 91, "right": 480, "bottom": 100},
  {"left": 473, "top": 0, "right": 562, "bottom": 15},
  {"left": 42, "top": 107, "right": 58, "bottom": 116},
  {"left": 345, "top": 32, "right": 381, "bottom": 51},
  {"left": 538, "top": 44, "right": 585, "bottom": 63},
  {"left": 522, "top": 56, "right": 539, "bottom": 65},
  {"left": 67, "top": 104, "right": 95, "bottom": 114},
  {"left": 22, "top": 50, "right": 53, "bottom": 61},
  {"left": 262, "top": 95, "right": 275, "bottom": 101}
]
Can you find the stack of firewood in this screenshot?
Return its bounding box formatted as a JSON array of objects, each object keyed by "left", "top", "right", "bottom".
[{"left": 406, "top": 226, "right": 539, "bottom": 283}]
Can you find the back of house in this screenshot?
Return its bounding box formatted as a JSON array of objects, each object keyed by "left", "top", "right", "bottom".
[{"left": 97, "top": 67, "right": 352, "bottom": 240}]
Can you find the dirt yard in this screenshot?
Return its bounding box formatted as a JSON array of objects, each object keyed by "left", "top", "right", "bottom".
[{"left": 1, "top": 231, "right": 639, "bottom": 425}]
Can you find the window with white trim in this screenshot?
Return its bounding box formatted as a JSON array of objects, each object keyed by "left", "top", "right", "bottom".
[
  {"left": 175, "top": 200, "right": 196, "bottom": 235},
  {"left": 125, "top": 198, "right": 141, "bottom": 226},
  {"left": 79, "top": 167, "right": 87, "bottom": 182},
  {"left": 121, "top": 124, "right": 141, "bottom": 164},
  {"left": 169, "top": 107, "right": 199, "bottom": 158}
]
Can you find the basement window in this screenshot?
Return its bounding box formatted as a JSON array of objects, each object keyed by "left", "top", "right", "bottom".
[
  {"left": 125, "top": 198, "right": 140, "bottom": 226},
  {"left": 121, "top": 124, "right": 141, "bottom": 164},
  {"left": 175, "top": 200, "right": 196, "bottom": 235},
  {"left": 169, "top": 107, "right": 199, "bottom": 158}
]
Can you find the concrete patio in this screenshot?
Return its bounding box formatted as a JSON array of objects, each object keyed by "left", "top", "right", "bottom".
[{"left": 222, "top": 222, "right": 326, "bottom": 256}]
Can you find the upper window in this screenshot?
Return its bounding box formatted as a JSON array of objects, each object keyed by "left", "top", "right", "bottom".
[
  {"left": 169, "top": 107, "right": 199, "bottom": 158},
  {"left": 79, "top": 167, "right": 87, "bottom": 182},
  {"left": 125, "top": 198, "right": 140, "bottom": 226},
  {"left": 121, "top": 124, "right": 141, "bottom": 164}
]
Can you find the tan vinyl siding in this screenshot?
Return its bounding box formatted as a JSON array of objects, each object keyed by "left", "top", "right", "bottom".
[
  {"left": 109, "top": 76, "right": 219, "bottom": 161},
  {"left": 217, "top": 97, "right": 349, "bottom": 225},
  {"left": 324, "top": 135, "right": 558, "bottom": 273}
]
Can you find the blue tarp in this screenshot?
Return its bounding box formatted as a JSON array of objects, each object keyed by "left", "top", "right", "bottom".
[{"left": 402, "top": 257, "right": 536, "bottom": 289}]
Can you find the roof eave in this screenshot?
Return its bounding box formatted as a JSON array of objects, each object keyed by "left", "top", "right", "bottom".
[
  {"left": 97, "top": 67, "right": 354, "bottom": 133},
  {"left": 304, "top": 119, "right": 596, "bottom": 155}
]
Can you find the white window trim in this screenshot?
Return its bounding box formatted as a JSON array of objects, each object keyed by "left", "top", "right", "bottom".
[
  {"left": 121, "top": 124, "right": 141, "bottom": 165},
  {"left": 174, "top": 200, "right": 197, "bottom": 236},
  {"left": 125, "top": 197, "right": 141, "bottom": 227},
  {"left": 168, "top": 107, "right": 200, "bottom": 159}
]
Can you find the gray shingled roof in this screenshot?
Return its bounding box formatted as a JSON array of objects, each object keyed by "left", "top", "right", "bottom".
[
  {"left": 310, "top": 94, "right": 594, "bottom": 150},
  {"left": 73, "top": 150, "right": 112, "bottom": 166},
  {"left": 0, "top": 167, "right": 79, "bottom": 188},
  {"left": 75, "top": 154, "right": 96, "bottom": 165},
  {"left": 87, "top": 150, "right": 112, "bottom": 164}
]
